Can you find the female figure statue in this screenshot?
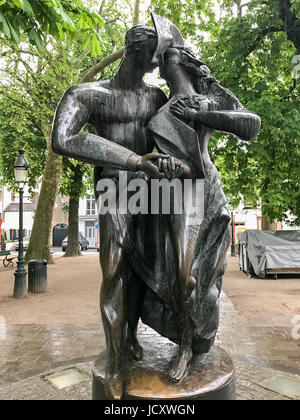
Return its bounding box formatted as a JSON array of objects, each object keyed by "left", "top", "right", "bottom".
[{"left": 143, "top": 14, "right": 261, "bottom": 383}]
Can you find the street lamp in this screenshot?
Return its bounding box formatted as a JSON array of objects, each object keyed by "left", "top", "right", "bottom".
[
  {"left": 13, "top": 150, "right": 30, "bottom": 299},
  {"left": 231, "top": 210, "right": 236, "bottom": 257}
]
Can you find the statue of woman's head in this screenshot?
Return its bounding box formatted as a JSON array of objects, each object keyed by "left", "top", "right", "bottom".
[{"left": 161, "top": 46, "right": 217, "bottom": 94}]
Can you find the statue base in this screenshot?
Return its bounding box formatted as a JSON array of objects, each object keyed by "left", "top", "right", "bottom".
[{"left": 92, "top": 335, "right": 235, "bottom": 400}]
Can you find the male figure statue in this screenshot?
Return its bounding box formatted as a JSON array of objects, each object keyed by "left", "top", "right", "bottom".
[{"left": 51, "top": 25, "right": 183, "bottom": 399}]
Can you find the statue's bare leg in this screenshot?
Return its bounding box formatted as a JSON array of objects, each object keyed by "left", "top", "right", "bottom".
[
  {"left": 125, "top": 212, "right": 147, "bottom": 360},
  {"left": 168, "top": 343, "right": 193, "bottom": 382},
  {"left": 100, "top": 218, "right": 127, "bottom": 400},
  {"left": 167, "top": 275, "right": 194, "bottom": 382},
  {"left": 126, "top": 272, "right": 146, "bottom": 360},
  {"left": 168, "top": 212, "right": 196, "bottom": 382}
]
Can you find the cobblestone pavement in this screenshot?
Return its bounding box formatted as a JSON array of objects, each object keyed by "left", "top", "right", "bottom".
[
  {"left": 0, "top": 358, "right": 295, "bottom": 400},
  {"left": 217, "top": 291, "right": 300, "bottom": 376},
  {"left": 216, "top": 294, "right": 299, "bottom": 400},
  {"left": 0, "top": 324, "right": 105, "bottom": 387},
  {"left": 0, "top": 292, "right": 299, "bottom": 400}
]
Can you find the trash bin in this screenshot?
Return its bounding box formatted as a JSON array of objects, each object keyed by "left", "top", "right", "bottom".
[{"left": 28, "top": 260, "right": 47, "bottom": 293}]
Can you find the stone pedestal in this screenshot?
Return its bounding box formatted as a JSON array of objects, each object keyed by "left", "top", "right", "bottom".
[{"left": 92, "top": 335, "right": 235, "bottom": 400}]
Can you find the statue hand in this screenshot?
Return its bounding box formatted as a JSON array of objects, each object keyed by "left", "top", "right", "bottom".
[
  {"left": 170, "top": 99, "right": 197, "bottom": 121},
  {"left": 157, "top": 156, "right": 184, "bottom": 179},
  {"left": 137, "top": 153, "right": 169, "bottom": 179},
  {"left": 137, "top": 153, "right": 184, "bottom": 179}
]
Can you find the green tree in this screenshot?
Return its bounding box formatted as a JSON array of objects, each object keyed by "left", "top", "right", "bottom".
[
  {"left": 0, "top": 38, "right": 79, "bottom": 261},
  {"left": 149, "top": 0, "right": 300, "bottom": 226},
  {"left": 25, "top": 0, "right": 141, "bottom": 262},
  {"left": 149, "top": 0, "right": 218, "bottom": 41},
  {"left": 59, "top": 159, "right": 93, "bottom": 257},
  {"left": 180, "top": 0, "right": 300, "bottom": 226},
  {"left": 0, "top": 0, "right": 103, "bottom": 54},
  {"left": 0, "top": 96, "right": 46, "bottom": 192},
  {"left": 0, "top": 0, "right": 142, "bottom": 262}
]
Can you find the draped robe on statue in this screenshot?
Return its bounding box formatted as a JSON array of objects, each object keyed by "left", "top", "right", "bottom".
[
  {"left": 140, "top": 93, "right": 231, "bottom": 353},
  {"left": 141, "top": 81, "right": 260, "bottom": 351}
]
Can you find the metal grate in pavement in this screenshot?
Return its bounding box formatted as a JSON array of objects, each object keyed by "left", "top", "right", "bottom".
[
  {"left": 42, "top": 367, "right": 90, "bottom": 390},
  {"left": 259, "top": 375, "right": 300, "bottom": 399}
]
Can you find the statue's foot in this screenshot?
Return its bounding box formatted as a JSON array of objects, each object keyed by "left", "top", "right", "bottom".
[
  {"left": 104, "top": 372, "right": 124, "bottom": 400},
  {"left": 127, "top": 335, "right": 144, "bottom": 361},
  {"left": 168, "top": 348, "right": 193, "bottom": 383}
]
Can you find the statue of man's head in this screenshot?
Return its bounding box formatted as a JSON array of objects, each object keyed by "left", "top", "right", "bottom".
[{"left": 124, "top": 25, "right": 158, "bottom": 73}]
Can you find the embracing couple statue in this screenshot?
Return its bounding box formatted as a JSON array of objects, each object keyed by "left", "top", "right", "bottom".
[{"left": 52, "top": 13, "right": 260, "bottom": 400}]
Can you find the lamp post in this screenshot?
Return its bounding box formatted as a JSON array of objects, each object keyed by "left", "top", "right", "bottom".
[
  {"left": 13, "top": 150, "right": 30, "bottom": 299},
  {"left": 231, "top": 210, "right": 236, "bottom": 257}
]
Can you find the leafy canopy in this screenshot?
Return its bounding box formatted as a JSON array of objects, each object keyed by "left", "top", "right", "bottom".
[
  {"left": 199, "top": 0, "right": 300, "bottom": 223},
  {"left": 0, "top": 0, "right": 103, "bottom": 55},
  {"left": 150, "top": 0, "right": 300, "bottom": 223},
  {"left": 1, "top": 0, "right": 299, "bottom": 225}
]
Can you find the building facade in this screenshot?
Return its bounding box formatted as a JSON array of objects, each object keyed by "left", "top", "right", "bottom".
[
  {"left": 79, "top": 194, "right": 98, "bottom": 248},
  {"left": 0, "top": 185, "right": 35, "bottom": 242}
]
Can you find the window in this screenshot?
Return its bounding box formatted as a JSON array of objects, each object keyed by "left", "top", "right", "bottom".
[{"left": 86, "top": 195, "right": 95, "bottom": 215}]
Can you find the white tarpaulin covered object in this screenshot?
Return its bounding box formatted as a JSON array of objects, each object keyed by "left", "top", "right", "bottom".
[{"left": 237, "top": 230, "right": 300, "bottom": 278}]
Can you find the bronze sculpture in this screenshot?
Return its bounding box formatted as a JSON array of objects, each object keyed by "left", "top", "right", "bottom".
[
  {"left": 52, "top": 13, "right": 260, "bottom": 400},
  {"left": 145, "top": 14, "right": 261, "bottom": 384}
]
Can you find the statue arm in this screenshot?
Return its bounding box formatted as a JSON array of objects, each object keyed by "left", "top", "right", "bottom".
[
  {"left": 193, "top": 109, "right": 261, "bottom": 141},
  {"left": 195, "top": 83, "right": 261, "bottom": 141},
  {"left": 170, "top": 84, "right": 261, "bottom": 141},
  {"left": 51, "top": 86, "right": 140, "bottom": 171}
]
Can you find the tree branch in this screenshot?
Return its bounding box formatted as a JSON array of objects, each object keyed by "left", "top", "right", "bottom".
[
  {"left": 78, "top": 0, "right": 141, "bottom": 82},
  {"left": 0, "top": 90, "right": 31, "bottom": 111},
  {"left": 246, "top": 26, "right": 284, "bottom": 57},
  {"left": 73, "top": 46, "right": 92, "bottom": 67},
  {"left": 99, "top": 0, "right": 106, "bottom": 15},
  {"left": 133, "top": 0, "right": 141, "bottom": 26},
  {"left": 80, "top": 47, "right": 124, "bottom": 83},
  {"left": 13, "top": 50, "right": 40, "bottom": 58}
]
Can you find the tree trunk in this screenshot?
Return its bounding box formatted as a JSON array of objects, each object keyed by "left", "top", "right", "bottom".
[
  {"left": 133, "top": 0, "right": 140, "bottom": 25},
  {"left": 25, "top": 133, "right": 62, "bottom": 264},
  {"left": 64, "top": 162, "right": 83, "bottom": 257},
  {"left": 25, "top": 0, "right": 142, "bottom": 263},
  {"left": 279, "top": 0, "right": 300, "bottom": 53},
  {"left": 64, "top": 197, "right": 81, "bottom": 257},
  {"left": 261, "top": 199, "right": 278, "bottom": 230},
  {"left": 261, "top": 217, "right": 278, "bottom": 231}
]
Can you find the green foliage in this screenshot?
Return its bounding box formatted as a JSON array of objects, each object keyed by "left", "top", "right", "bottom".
[
  {"left": 148, "top": 0, "right": 300, "bottom": 224},
  {"left": 291, "top": 0, "right": 300, "bottom": 15},
  {"left": 0, "top": 96, "right": 46, "bottom": 191},
  {"left": 1, "top": 0, "right": 299, "bottom": 226},
  {"left": 0, "top": 0, "right": 103, "bottom": 55},
  {"left": 0, "top": 0, "right": 139, "bottom": 199},
  {"left": 149, "top": 0, "right": 218, "bottom": 46},
  {"left": 59, "top": 158, "right": 93, "bottom": 203},
  {"left": 0, "top": 1, "right": 131, "bottom": 198},
  {"left": 198, "top": 1, "right": 300, "bottom": 224},
  {"left": 0, "top": 37, "right": 79, "bottom": 191},
  {"left": 76, "top": 0, "right": 130, "bottom": 80}
]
